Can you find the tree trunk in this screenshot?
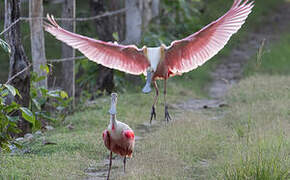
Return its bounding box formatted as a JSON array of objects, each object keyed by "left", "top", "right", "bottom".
[
  {"left": 29, "top": 0, "right": 47, "bottom": 88},
  {"left": 151, "top": 0, "right": 160, "bottom": 18},
  {"left": 89, "top": 0, "right": 125, "bottom": 93},
  {"left": 4, "top": 0, "right": 31, "bottom": 136},
  {"left": 124, "top": 0, "right": 142, "bottom": 44},
  {"left": 125, "top": 0, "right": 160, "bottom": 44},
  {"left": 60, "top": 0, "right": 75, "bottom": 103}
]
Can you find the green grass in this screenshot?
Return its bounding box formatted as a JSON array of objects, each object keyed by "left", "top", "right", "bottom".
[
  {"left": 1, "top": 74, "right": 289, "bottom": 179},
  {"left": 0, "top": 83, "right": 197, "bottom": 179},
  {"left": 118, "top": 75, "right": 290, "bottom": 180},
  {"left": 1, "top": 0, "right": 290, "bottom": 179}
]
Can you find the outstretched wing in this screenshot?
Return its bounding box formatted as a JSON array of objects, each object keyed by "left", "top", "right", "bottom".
[
  {"left": 164, "top": 0, "right": 254, "bottom": 74},
  {"left": 44, "top": 15, "right": 150, "bottom": 75}
]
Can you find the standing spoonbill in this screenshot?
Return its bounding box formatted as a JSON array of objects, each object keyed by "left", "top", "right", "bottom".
[
  {"left": 102, "top": 93, "right": 135, "bottom": 180},
  {"left": 44, "top": 0, "right": 254, "bottom": 122}
]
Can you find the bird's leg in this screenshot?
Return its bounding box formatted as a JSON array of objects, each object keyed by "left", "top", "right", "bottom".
[
  {"left": 123, "top": 156, "right": 127, "bottom": 173},
  {"left": 164, "top": 80, "right": 171, "bottom": 122},
  {"left": 150, "top": 81, "right": 159, "bottom": 123},
  {"left": 107, "top": 151, "right": 112, "bottom": 180}
]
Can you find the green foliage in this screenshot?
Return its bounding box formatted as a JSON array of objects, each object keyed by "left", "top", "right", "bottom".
[
  {"left": 142, "top": 0, "right": 203, "bottom": 47},
  {"left": 0, "top": 38, "right": 11, "bottom": 54},
  {"left": 30, "top": 65, "right": 71, "bottom": 127},
  {"left": 0, "top": 84, "right": 34, "bottom": 152},
  {"left": 223, "top": 138, "right": 289, "bottom": 180}
]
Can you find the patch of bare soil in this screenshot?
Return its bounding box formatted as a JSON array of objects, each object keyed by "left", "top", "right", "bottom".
[{"left": 84, "top": 3, "right": 290, "bottom": 179}]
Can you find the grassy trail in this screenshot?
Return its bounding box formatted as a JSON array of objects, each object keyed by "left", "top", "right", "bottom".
[
  {"left": 1, "top": 1, "right": 290, "bottom": 179},
  {"left": 119, "top": 75, "right": 290, "bottom": 180}
]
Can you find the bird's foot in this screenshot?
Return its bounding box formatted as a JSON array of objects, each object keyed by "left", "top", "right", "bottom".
[
  {"left": 165, "top": 106, "right": 172, "bottom": 122},
  {"left": 150, "top": 106, "right": 156, "bottom": 123}
]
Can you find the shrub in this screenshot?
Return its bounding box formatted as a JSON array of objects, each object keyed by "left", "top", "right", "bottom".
[{"left": 0, "top": 84, "right": 34, "bottom": 152}]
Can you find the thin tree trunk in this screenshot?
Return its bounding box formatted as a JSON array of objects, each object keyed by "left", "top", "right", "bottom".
[
  {"left": 125, "top": 0, "right": 160, "bottom": 43},
  {"left": 29, "top": 0, "right": 47, "bottom": 88},
  {"left": 89, "top": 0, "right": 125, "bottom": 93},
  {"left": 4, "top": 0, "right": 31, "bottom": 136},
  {"left": 125, "top": 0, "right": 160, "bottom": 44},
  {"left": 151, "top": 0, "right": 160, "bottom": 18},
  {"left": 60, "top": 0, "right": 75, "bottom": 103},
  {"left": 125, "top": 0, "right": 142, "bottom": 44}
]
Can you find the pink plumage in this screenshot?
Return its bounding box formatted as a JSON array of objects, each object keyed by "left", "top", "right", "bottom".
[
  {"left": 45, "top": 0, "right": 254, "bottom": 122},
  {"left": 102, "top": 129, "right": 134, "bottom": 157},
  {"left": 165, "top": 0, "right": 254, "bottom": 74},
  {"left": 102, "top": 93, "right": 135, "bottom": 179},
  {"left": 44, "top": 15, "right": 149, "bottom": 75}
]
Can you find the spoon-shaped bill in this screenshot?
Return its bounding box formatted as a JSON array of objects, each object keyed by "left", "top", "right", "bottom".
[
  {"left": 142, "top": 70, "right": 152, "bottom": 93},
  {"left": 109, "top": 93, "right": 117, "bottom": 114}
]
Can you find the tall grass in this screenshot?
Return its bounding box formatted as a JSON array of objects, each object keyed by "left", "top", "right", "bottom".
[
  {"left": 244, "top": 33, "right": 290, "bottom": 76},
  {"left": 223, "top": 126, "right": 289, "bottom": 180},
  {"left": 224, "top": 139, "right": 289, "bottom": 180}
]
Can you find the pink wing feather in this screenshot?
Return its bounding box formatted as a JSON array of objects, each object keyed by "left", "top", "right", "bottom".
[
  {"left": 165, "top": 0, "right": 254, "bottom": 74},
  {"left": 44, "top": 15, "right": 150, "bottom": 75}
]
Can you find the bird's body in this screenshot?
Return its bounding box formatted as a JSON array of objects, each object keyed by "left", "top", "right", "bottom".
[
  {"left": 102, "top": 93, "right": 135, "bottom": 180},
  {"left": 44, "top": 0, "right": 254, "bottom": 122},
  {"left": 103, "top": 118, "right": 134, "bottom": 157}
]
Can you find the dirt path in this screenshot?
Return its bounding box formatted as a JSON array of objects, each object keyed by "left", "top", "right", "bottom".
[{"left": 84, "top": 2, "right": 290, "bottom": 179}]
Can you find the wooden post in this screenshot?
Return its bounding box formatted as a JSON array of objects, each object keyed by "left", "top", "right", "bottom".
[
  {"left": 29, "top": 0, "right": 47, "bottom": 88},
  {"left": 60, "top": 0, "right": 75, "bottom": 105},
  {"left": 4, "top": 0, "right": 31, "bottom": 135}
]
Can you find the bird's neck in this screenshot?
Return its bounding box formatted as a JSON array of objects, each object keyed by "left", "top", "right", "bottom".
[{"left": 110, "top": 114, "right": 117, "bottom": 131}]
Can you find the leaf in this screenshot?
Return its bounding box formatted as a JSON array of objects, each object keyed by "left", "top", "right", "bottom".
[
  {"left": 32, "top": 119, "right": 42, "bottom": 131},
  {"left": 0, "top": 38, "right": 11, "bottom": 53},
  {"left": 0, "top": 89, "right": 9, "bottom": 97},
  {"left": 15, "top": 88, "right": 22, "bottom": 98},
  {"left": 4, "top": 102, "right": 19, "bottom": 113},
  {"left": 12, "top": 142, "right": 22, "bottom": 149},
  {"left": 37, "top": 112, "right": 56, "bottom": 122},
  {"left": 60, "top": 91, "right": 68, "bottom": 99},
  {"left": 47, "top": 90, "right": 60, "bottom": 98},
  {"left": 4, "top": 84, "right": 16, "bottom": 96},
  {"left": 40, "top": 64, "right": 49, "bottom": 74},
  {"left": 35, "top": 76, "right": 46, "bottom": 83},
  {"left": 112, "top": 32, "right": 119, "bottom": 41},
  {"left": 32, "top": 98, "right": 41, "bottom": 110},
  {"left": 40, "top": 87, "right": 48, "bottom": 96},
  {"left": 20, "top": 107, "right": 35, "bottom": 126}
]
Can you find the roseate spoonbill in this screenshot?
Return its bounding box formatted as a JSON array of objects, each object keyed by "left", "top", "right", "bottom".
[
  {"left": 102, "top": 93, "right": 135, "bottom": 180},
  {"left": 44, "top": 0, "right": 254, "bottom": 122}
]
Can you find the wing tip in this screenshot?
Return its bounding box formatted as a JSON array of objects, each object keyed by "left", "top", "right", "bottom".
[
  {"left": 45, "top": 14, "right": 60, "bottom": 29},
  {"left": 233, "top": 0, "right": 255, "bottom": 9}
]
